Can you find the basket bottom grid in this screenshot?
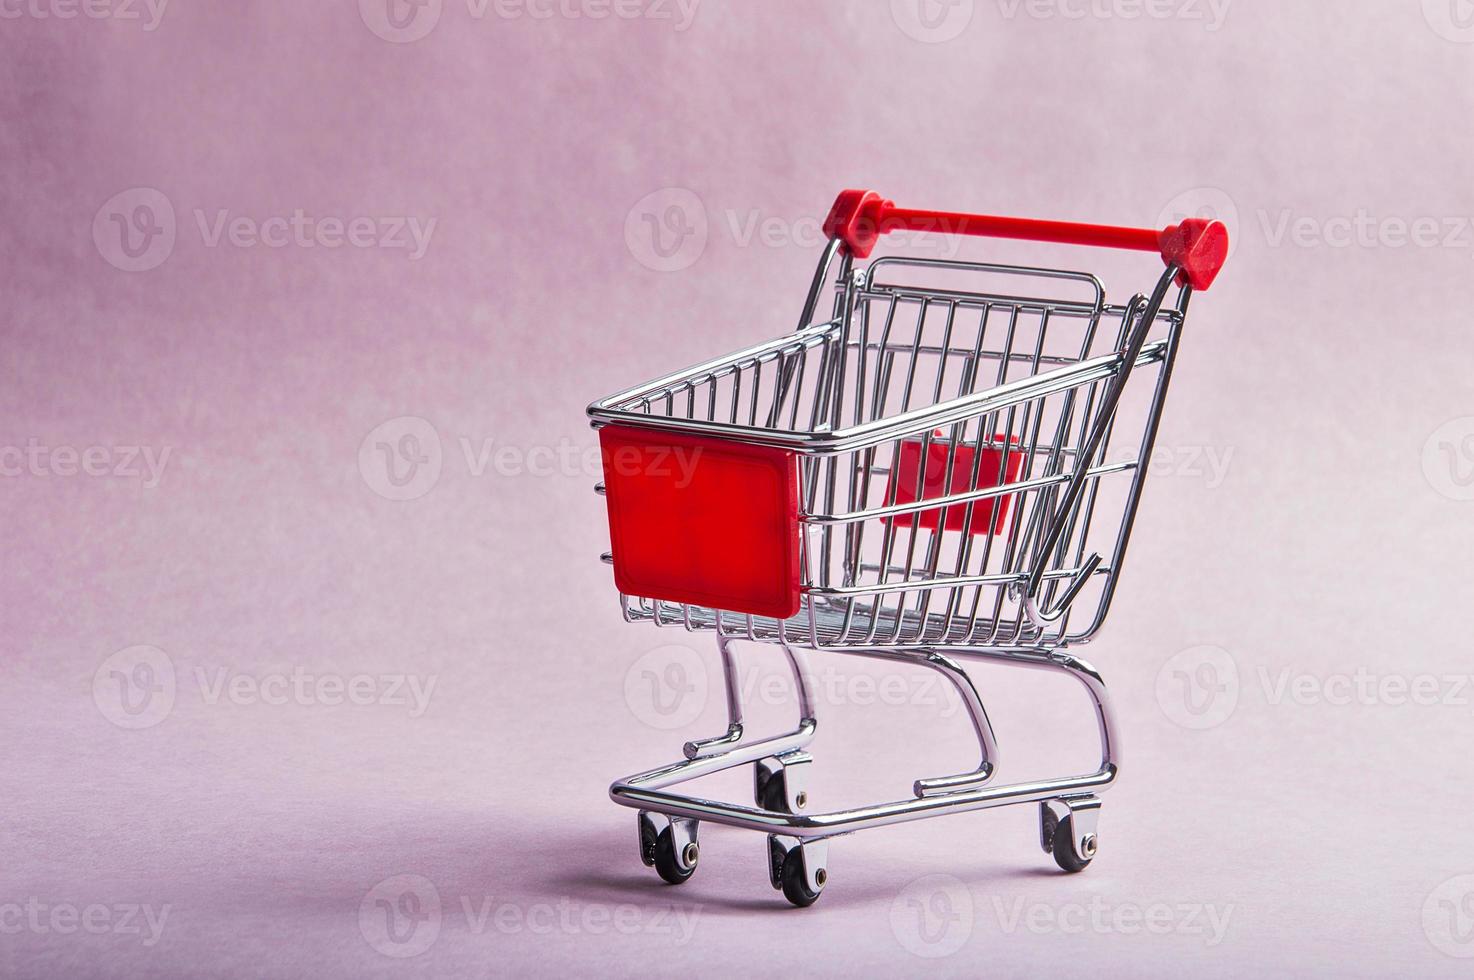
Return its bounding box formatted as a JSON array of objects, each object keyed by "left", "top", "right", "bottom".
[{"left": 621, "top": 593, "right": 1061, "bottom": 650}]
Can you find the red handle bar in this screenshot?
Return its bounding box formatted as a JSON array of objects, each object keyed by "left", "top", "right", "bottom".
[{"left": 822, "top": 189, "right": 1229, "bottom": 291}]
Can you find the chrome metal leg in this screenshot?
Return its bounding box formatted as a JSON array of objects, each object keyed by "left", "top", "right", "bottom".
[
  {"left": 615, "top": 644, "right": 1118, "bottom": 902},
  {"left": 683, "top": 638, "right": 819, "bottom": 761},
  {"left": 682, "top": 636, "right": 745, "bottom": 759},
  {"left": 612, "top": 645, "right": 1117, "bottom": 837},
  {"left": 837, "top": 648, "right": 999, "bottom": 797}
]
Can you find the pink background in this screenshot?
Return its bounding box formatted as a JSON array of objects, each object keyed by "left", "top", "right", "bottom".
[{"left": 5, "top": 1, "right": 1474, "bottom": 976}]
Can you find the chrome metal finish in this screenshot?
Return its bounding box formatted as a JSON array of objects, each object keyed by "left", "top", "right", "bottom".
[
  {"left": 595, "top": 229, "right": 1205, "bottom": 901},
  {"left": 610, "top": 644, "right": 1117, "bottom": 840},
  {"left": 1012, "top": 268, "right": 1181, "bottom": 628},
  {"left": 1041, "top": 795, "right": 1102, "bottom": 863},
  {"left": 683, "top": 636, "right": 745, "bottom": 759},
  {"left": 768, "top": 835, "right": 828, "bottom": 895},
  {"left": 638, "top": 810, "right": 700, "bottom": 871},
  {"left": 835, "top": 647, "right": 997, "bottom": 798},
  {"left": 670, "top": 817, "right": 699, "bottom": 871},
  {"left": 590, "top": 245, "right": 1187, "bottom": 650},
  {"left": 755, "top": 751, "right": 812, "bottom": 813}
]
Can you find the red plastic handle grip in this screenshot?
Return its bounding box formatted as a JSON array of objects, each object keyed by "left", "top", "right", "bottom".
[{"left": 822, "top": 189, "right": 1229, "bottom": 291}]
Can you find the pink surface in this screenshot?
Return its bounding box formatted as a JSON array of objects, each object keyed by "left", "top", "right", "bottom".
[{"left": 5, "top": 2, "right": 1474, "bottom": 977}]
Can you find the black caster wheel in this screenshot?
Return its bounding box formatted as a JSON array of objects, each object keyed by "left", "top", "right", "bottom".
[
  {"left": 653, "top": 827, "right": 699, "bottom": 885},
  {"left": 755, "top": 753, "right": 811, "bottom": 814},
  {"left": 757, "top": 767, "right": 806, "bottom": 813},
  {"left": 1050, "top": 815, "right": 1095, "bottom": 874},
  {"left": 779, "top": 848, "right": 826, "bottom": 908}
]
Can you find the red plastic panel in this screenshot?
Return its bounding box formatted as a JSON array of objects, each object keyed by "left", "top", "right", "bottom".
[
  {"left": 884, "top": 434, "right": 1024, "bottom": 536},
  {"left": 600, "top": 425, "right": 802, "bottom": 619}
]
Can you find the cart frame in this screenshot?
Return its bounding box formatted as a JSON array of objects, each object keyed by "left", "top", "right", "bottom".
[{"left": 589, "top": 189, "right": 1226, "bottom": 906}]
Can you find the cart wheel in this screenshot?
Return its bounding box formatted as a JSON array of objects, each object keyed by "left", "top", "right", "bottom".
[
  {"left": 755, "top": 753, "right": 811, "bottom": 814},
  {"left": 653, "top": 827, "right": 699, "bottom": 885},
  {"left": 779, "top": 848, "right": 826, "bottom": 908},
  {"left": 757, "top": 766, "right": 800, "bottom": 813},
  {"left": 757, "top": 769, "right": 783, "bottom": 812},
  {"left": 1050, "top": 815, "right": 1095, "bottom": 873}
]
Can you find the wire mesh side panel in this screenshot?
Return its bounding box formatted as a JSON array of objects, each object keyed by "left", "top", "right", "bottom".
[
  {"left": 610, "top": 259, "right": 1183, "bottom": 650},
  {"left": 601, "top": 316, "right": 846, "bottom": 641},
  {"left": 602, "top": 323, "right": 840, "bottom": 435}
]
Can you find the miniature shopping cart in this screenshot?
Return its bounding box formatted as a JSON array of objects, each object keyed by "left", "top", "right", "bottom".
[{"left": 589, "top": 189, "right": 1228, "bottom": 907}]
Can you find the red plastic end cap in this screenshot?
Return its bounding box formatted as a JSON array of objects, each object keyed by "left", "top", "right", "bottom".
[
  {"left": 823, "top": 189, "right": 891, "bottom": 258},
  {"left": 1159, "top": 218, "right": 1229, "bottom": 291}
]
